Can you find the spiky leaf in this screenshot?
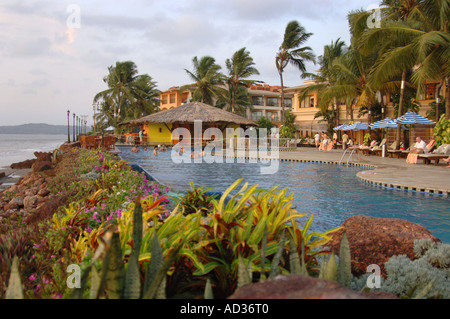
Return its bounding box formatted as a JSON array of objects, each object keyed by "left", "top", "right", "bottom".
[
  {"left": 5, "top": 256, "right": 24, "bottom": 299},
  {"left": 337, "top": 231, "right": 351, "bottom": 288}
]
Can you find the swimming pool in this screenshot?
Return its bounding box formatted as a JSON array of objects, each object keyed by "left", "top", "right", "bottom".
[{"left": 118, "top": 146, "right": 450, "bottom": 243}]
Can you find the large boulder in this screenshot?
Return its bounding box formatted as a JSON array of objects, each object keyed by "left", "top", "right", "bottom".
[
  {"left": 32, "top": 161, "right": 52, "bottom": 172},
  {"left": 327, "top": 215, "right": 440, "bottom": 277},
  {"left": 228, "top": 275, "right": 397, "bottom": 299},
  {"left": 10, "top": 159, "right": 36, "bottom": 169},
  {"left": 34, "top": 151, "right": 52, "bottom": 162}
]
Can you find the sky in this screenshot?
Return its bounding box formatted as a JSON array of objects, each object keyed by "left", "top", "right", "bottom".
[{"left": 0, "top": 0, "right": 379, "bottom": 126}]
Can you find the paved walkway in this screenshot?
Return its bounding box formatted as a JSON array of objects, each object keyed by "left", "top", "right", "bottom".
[{"left": 274, "top": 148, "right": 450, "bottom": 196}]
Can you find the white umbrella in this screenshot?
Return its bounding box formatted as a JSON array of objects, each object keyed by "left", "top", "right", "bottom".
[{"left": 395, "top": 112, "right": 436, "bottom": 125}]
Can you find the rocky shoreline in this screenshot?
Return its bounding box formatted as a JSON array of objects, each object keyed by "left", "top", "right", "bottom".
[{"left": 0, "top": 150, "right": 69, "bottom": 231}]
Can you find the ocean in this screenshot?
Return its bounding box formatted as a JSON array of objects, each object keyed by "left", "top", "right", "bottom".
[{"left": 0, "top": 134, "right": 67, "bottom": 169}]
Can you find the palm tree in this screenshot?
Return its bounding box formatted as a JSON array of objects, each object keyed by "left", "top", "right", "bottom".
[
  {"left": 299, "top": 38, "right": 347, "bottom": 127},
  {"left": 93, "top": 61, "right": 139, "bottom": 123},
  {"left": 225, "top": 47, "right": 261, "bottom": 113},
  {"left": 128, "top": 74, "right": 160, "bottom": 118},
  {"left": 215, "top": 86, "right": 253, "bottom": 116},
  {"left": 358, "top": 0, "right": 450, "bottom": 151},
  {"left": 181, "top": 56, "right": 227, "bottom": 105},
  {"left": 276, "top": 21, "right": 316, "bottom": 123}
]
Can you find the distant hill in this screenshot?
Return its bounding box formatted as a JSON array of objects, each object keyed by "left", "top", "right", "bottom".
[{"left": 0, "top": 123, "right": 90, "bottom": 135}]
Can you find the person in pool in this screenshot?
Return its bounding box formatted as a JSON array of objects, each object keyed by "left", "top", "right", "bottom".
[
  {"left": 153, "top": 146, "right": 158, "bottom": 156},
  {"left": 131, "top": 144, "right": 140, "bottom": 153}
]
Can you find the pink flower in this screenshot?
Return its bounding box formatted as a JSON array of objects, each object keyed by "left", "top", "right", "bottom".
[
  {"left": 165, "top": 187, "right": 170, "bottom": 193},
  {"left": 29, "top": 274, "right": 37, "bottom": 281}
]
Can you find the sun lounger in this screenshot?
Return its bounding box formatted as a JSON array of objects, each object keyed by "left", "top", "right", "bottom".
[{"left": 418, "top": 144, "right": 450, "bottom": 165}]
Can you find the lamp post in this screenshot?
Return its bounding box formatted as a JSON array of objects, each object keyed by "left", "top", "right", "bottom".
[
  {"left": 67, "top": 110, "right": 71, "bottom": 143},
  {"left": 73, "top": 113, "right": 76, "bottom": 142}
]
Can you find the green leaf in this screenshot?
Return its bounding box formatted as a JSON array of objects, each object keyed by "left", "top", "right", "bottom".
[
  {"left": 237, "top": 254, "right": 252, "bottom": 288},
  {"left": 5, "top": 256, "right": 24, "bottom": 299},
  {"left": 102, "top": 232, "right": 125, "bottom": 299},
  {"left": 124, "top": 200, "right": 143, "bottom": 299},
  {"left": 321, "top": 253, "right": 338, "bottom": 282},
  {"left": 204, "top": 278, "right": 214, "bottom": 299},
  {"left": 143, "top": 240, "right": 184, "bottom": 299},
  {"left": 337, "top": 231, "right": 351, "bottom": 288},
  {"left": 269, "top": 230, "right": 286, "bottom": 279}
]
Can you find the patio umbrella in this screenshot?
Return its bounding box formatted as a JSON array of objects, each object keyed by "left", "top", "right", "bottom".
[
  {"left": 333, "top": 124, "right": 348, "bottom": 131},
  {"left": 394, "top": 112, "right": 436, "bottom": 125},
  {"left": 369, "top": 117, "right": 397, "bottom": 129},
  {"left": 346, "top": 122, "right": 369, "bottom": 131},
  {"left": 369, "top": 117, "right": 409, "bottom": 130}
]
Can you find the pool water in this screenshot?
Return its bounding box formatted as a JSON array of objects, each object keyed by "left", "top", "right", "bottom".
[{"left": 118, "top": 147, "right": 450, "bottom": 243}]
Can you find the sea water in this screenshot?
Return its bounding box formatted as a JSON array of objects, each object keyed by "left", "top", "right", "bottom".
[{"left": 0, "top": 134, "right": 67, "bottom": 169}]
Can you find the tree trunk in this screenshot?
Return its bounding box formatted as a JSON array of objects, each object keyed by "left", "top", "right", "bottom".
[
  {"left": 395, "top": 70, "right": 407, "bottom": 150},
  {"left": 279, "top": 70, "right": 285, "bottom": 124},
  {"left": 445, "top": 76, "right": 450, "bottom": 120},
  {"left": 334, "top": 97, "right": 339, "bottom": 126}
]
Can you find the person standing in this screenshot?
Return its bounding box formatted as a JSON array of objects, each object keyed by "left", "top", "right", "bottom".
[
  {"left": 314, "top": 132, "right": 320, "bottom": 148},
  {"left": 342, "top": 132, "right": 349, "bottom": 150}
]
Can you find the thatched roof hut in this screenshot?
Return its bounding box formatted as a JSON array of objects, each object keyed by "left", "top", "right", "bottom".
[{"left": 122, "top": 101, "right": 257, "bottom": 127}]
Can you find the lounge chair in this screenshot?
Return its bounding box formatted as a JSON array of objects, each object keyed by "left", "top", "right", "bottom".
[
  {"left": 418, "top": 144, "right": 450, "bottom": 165},
  {"left": 369, "top": 139, "right": 386, "bottom": 156}
]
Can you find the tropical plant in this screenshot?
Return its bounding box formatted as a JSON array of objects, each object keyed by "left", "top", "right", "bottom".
[
  {"left": 215, "top": 86, "right": 253, "bottom": 116},
  {"left": 255, "top": 116, "right": 274, "bottom": 137},
  {"left": 181, "top": 56, "right": 227, "bottom": 105},
  {"left": 176, "top": 182, "right": 218, "bottom": 216},
  {"left": 276, "top": 20, "right": 316, "bottom": 123},
  {"left": 433, "top": 114, "right": 450, "bottom": 146},
  {"left": 224, "top": 47, "right": 261, "bottom": 114},
  {"left": 93, "top": 61, "right": 160, "bottom": 127}
]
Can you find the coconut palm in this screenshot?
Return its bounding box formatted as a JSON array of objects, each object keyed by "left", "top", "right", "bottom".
[
  {"left": 276, "top": 20, "right": 316, "bottom": 123},
  {"left": 225, "top": 47, "right": 261, "bottom": 114},
  {"left": 299, "top": 38, "right": 347, "bottom": 127},
  {"left": 93, "top": 61, "right": 140, "bottom": 123},
  {"left": 181, "top": 56, "right": 227, "bottom": 105},
  {"left": 127, "top": 74, "right": 160, "bottom": 118},
  {"left": 215, "top": 86, "right": 253, "bottom": 117},
  {"left": 358, "top": 0, "right": 450, "bottom": 152}
]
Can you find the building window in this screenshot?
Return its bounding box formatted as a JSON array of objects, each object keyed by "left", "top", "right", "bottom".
[
  {"left": 426, "top": 84, "right": 436, "bottom": 100},
  {"left": 267, "top": 97, "right": 278, "bottom": 107},
  {"left": 299, "top": 96, "right": 314, "bottom": 108},
  {"left": 252, "top": 111, "right": 263, "bottom": 121},
  {"left": 161, "top": 95, "right": 168, "bottom": 105},
  {"left": 284, "top": 98, "right": 292, "bottom": 108},
  {"left": 268, "top": 112, "right": 279, "bottom": 122},
  {"left": 170, "top": 93, "right": 176, "bottom": 104},
  {"left": 252, "top": 96, "right": 264, "bottom": 106}
]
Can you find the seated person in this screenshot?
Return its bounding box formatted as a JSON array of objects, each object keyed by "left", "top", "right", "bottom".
[
  {"left": 406, "top": 137, "right": 427, "bottom": 164},
  {"left": 131, "top": 144, "right": 140, "bottom": 153}
]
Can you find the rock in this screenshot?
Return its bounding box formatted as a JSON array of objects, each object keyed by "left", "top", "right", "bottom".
[
  {"left": 34, "top": 152, "right": 52, "bottom": 162},
  {"left": 37, "top": 188, "right": 50, "bottom": 197},
  {"left": 10, "top": 159, "right": 36, "bottom": 169},
  {"left": 10, "top": 196, "right": 24, "bottom": 208},
  {"left": 228, "top": 275, "right": 397, "bottom": 299},
  {"left": 32, "top": 161, "right": 52, "bottom": 172},
  {"left": 327, "top": 215, "right": 440, "bottom": 278},
  {"left": 23, "top": 195, "right": 38, "bottom": 210},
  {"left": 25, "top": 187, "right": 39, "bottom": 197}
]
